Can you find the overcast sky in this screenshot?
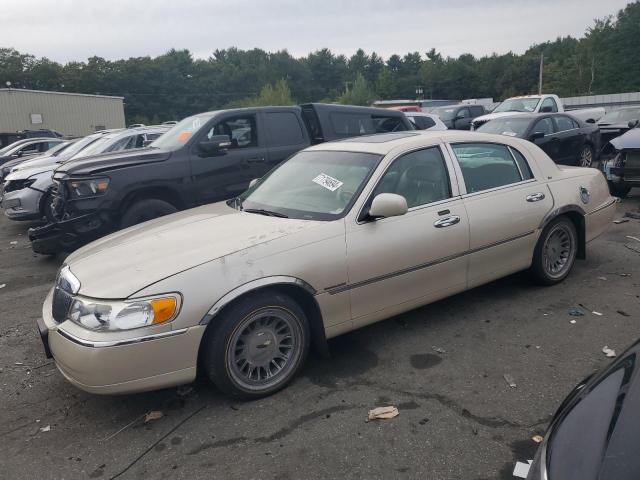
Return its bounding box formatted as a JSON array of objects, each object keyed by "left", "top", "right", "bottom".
[{"left": 0, "top": 0, "right": 632, "bottom": 63}]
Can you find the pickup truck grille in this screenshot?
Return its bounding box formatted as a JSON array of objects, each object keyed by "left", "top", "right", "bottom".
[{"left": 52, "top": 276, "right": 74, "bottom": 323}]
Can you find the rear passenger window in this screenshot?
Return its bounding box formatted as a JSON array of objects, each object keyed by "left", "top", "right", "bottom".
[
  {"left": 452, "top": 143, "right": 530, "bottom": 194},
  {"left": 555, "top": 116, "right": 578, "bottom": 132},
  {"left": 265, "top": 112, "right": 305, "bottom": 147},
  {"left": 372, "top": 115, "right": 407, "bottom": 133},
  {"left": 373, "top": 147, "right": 450, "bottom": 208},
  {"left": 331, "top": 113, "right": 373, "bottom": 136}
]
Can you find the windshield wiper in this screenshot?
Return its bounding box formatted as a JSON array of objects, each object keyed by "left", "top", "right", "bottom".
[{"left": 243, "top": 208, "right": 288, "bottom": 218}]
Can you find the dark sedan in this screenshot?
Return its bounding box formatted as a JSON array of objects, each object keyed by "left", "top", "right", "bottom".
[
  {"left": 527, "top": 339, "right": 640, "bottom": 480},
  {"left": 477, "top": 113, "right": 600, "bottom": 167},
  {"left": 597, "top": 106, "right": 640, "bottom": 145}
]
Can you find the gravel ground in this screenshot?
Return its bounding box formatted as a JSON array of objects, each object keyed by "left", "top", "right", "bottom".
[{"left": 0, "top": 194, "right": 638, "bottom": 480}]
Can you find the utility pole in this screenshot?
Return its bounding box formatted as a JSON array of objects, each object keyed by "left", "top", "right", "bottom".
[{"left": 538, "top": 53, "right": 544, "bottom": 95}]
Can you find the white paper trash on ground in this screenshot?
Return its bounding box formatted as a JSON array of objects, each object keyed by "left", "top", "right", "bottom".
[{"left": 513, "top": 460, "right": 532, "bottom": 478}]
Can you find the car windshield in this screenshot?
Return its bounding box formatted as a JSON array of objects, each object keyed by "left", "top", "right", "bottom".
[
  {"left": 150, "top": 113, "right": 216, "bottom": 151},
  {"left": 44, "top": 141, "right": 70, "bottom": 156},
  {"left": 476, "top": 118, "right": 531, "bottom": 137},
  {"left": 431, "top": 107, "right": 457, "bottom": 120},
  {"left": 0, "top": 142, "right": 26, "bottom": 156},
  {"left": 73, "top": 133, "right": 123, "bottom": 159},
  {"left": 237, "top": 150, "right": 382, "bottom": 221},
  {"left": 493, "top": 97, "right": 541, "bottom": 113},
  {"left": 599, "top": 108, "right": 640, "bottom": 124}
]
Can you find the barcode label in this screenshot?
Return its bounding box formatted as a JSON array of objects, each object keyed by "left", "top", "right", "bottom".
[{"left": 312, "top": 173, "right": 343, "bottom": 192}]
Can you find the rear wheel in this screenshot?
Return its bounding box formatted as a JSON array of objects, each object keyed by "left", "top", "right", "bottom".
[
  {"left": 578, "top": 144, "right": 594, "bottom": 167},
  {"left": 202, "top": 291, "right": 310, "bottom": 399},
  {"left": 119, "top": 198, "right": 177, "bottom": 229},
  {"left": 530, "top": 217, "right": 577, "bottom": 285}
]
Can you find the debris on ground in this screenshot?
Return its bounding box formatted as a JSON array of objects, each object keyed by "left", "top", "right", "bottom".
[
  {"left": 570, "top": 319, "right": 577, "bottom": 324},
  {"left": 9, "top": 241, "right": 17, "bottom": 245},
  {"left": 144, "top": 411, "right": 164, "bottom": 423},
  {"left": 617, "top": 310, "right": 630, "bottom": 317},
  {"left": 367, "top": 406, "right": 399, "bottom": 421},
  {"left": 602, "top": 346, "right": 616, "bottom": 358},
  {"left": 0, "top": 284, "right": 5, "bottom": 289},
  {"left": 513, "top": 460, "right": 532, "bottom": 478},
  {"left": 592, "top": 311, "right": 603, "bottom": 316},
  {"left": 568, "top": 308, "right": 585, "bottom": 317},
  {"left": 503, "top": 374, "right": 517, "bottom": 388},
  {"left": 432, "top": 346, "right": 446, "bottom": 354},
  {"left": 597, "top": 276, "right": 607, "bottom": 281},
  {"left": 624, "top": 211, "right": 640, "bottom": 220},
  {"left": 39, "top": 425, "right": 51, "bottom": 433},
  {"left": 614, "top": 218, "right": 630, "bottom": 224},
  {"left": 532, "top": 435, "right": 544, "bottom": 443},
  {"left": 177, "top": 385, "right": 194, "bottom": 397},
  {"left": 617, "top": 273, "right": 632, "bottom": 277},
  {"left": 627, "top": 235, "right": 640, "bottom": 242}
]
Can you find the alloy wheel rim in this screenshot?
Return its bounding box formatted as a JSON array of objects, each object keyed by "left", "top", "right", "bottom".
[
  {"left": 580, "top": 147, "right": 592, "bottom": 167},
  {"left": 228, "top": 307, "right": 301, "bottom": 390},
  {"left": 542, "top": 225, "right": 574, "bottom": 278}
]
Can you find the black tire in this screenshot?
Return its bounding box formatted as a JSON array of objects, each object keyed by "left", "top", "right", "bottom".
[
  {"left": 202, "top": 291, "right": 310, "bottom": 399},
  {"left": 119, "top": 198, "right": 177, "bottom": 229},
  {"left": 608, "top": 182, "right": 632, "bottom": 198},
  {"left": 578, "top": 144, "right": 594, "bottom": 167},
  {"left": 530, "top": 217, "right": 578, "bottom": 285}
]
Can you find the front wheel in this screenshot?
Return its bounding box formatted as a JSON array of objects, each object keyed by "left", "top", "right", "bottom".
[
  {"left": 202, "top": 291, "right": 310, "bottom": 398},
  {"left": 530, "top": 217, "right": 577, "bottom": 285},
  {"left": 119, "top": 198, "right": 177, "bottom": 229}
]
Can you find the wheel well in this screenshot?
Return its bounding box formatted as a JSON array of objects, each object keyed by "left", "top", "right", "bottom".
[
  {"left": 561, "top": 212, "right": 586, "bottom": 259},
  {"left": 197, "top": 284, "right": 328, "bottom": 372},
  {"left": 119, "top": 187, "right": 184, "bottom": 215}
]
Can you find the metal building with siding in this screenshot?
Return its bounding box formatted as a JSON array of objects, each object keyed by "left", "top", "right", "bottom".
[{"left": 0, "top": 88, "right": 125, "bottom": 137}]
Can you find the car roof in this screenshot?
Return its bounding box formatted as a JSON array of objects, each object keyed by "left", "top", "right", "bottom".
[{"left": 307, "top": 130, "right": 532, "bottom": 155}]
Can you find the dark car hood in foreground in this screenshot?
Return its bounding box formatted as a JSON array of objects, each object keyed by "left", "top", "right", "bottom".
[
  {"left": 545, "top": 339, "right": 640, "bottom": 479},
  {"left": 610, "top": 128, "right": 640, "bottom": 150},
  {"left": 55, "top": 148, "right": 171, "bottom": 177}
]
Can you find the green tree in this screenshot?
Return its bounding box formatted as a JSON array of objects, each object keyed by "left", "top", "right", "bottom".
[{"left": 339, "top": 73, "right": 375, "bottom": 106}]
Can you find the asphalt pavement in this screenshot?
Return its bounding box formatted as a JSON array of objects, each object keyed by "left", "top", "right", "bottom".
[{"left": 0, "top": 194, "right": 639, "bottom": 480}]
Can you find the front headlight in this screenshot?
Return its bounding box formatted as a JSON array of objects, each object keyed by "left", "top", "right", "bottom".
[
  {"left": 67, "top": 177, "right": 110, "bottom": 198},
  {"left": 68, "top": 294, "right": 180, "bottom": 331}
]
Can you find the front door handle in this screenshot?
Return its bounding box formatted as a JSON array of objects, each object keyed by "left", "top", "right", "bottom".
[
  {"left": 434, "top": 215, "right": 460, "bottom": 228},
  {"left": 526, "top": 192, "right": 546, "bottom": 202}
]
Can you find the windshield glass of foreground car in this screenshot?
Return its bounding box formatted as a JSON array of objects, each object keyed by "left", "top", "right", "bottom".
[
  {"left": 238, "top": 151, "right": 382, "bottom": 220},
  {"left": 493, "top": 97, "right": 541, "bottom": 113},
  {"left": 476, "top": 118, "right": 531, "bottom": 137},
  {"left": 150, "top": 113, "right": 216, "bottom": 151}
]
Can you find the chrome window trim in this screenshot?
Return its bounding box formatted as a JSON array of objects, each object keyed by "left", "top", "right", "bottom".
[{"left": 57, "top": 327, "right": 188, "bottom": 348}]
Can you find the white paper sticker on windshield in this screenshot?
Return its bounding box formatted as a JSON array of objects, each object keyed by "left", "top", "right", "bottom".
[{"left": 312, "top": 173, "right": 343, "bottom": 191}]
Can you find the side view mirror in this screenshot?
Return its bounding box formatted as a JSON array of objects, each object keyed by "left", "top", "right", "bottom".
[
  {"left": 585, "top": 118, "right": 596, "bottom": 124},
  {"left": 540, "top": 106, "right": 553, "bottom": 113},
  {"left": 198, "top": 135, "right": 232, "bottom": 155},
  {"left": 368, "top": 193, "right": 408, "bottom": 219},
  {"left": 530, "top": 131, "right": 545, "bottom": 141},
  {"left": 628, "top": 119, "right": 639, "bottom": 129},
  {"left": 249, "top": 178, "right": 259, "bottom": 188}
]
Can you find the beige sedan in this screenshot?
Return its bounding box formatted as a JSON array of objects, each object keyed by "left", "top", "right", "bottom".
[{"left": 38, "top": 131, "right": 616, "bottom": 397}]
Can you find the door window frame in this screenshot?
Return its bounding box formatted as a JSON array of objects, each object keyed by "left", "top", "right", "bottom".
[
  {"left": 194, "top": 113, "right": 260, "bottom": 151},
  {"left": 553, "top": 115, "right": 579, "bottom": 133},
  {"left": 445, "top": 141, "right": 538, "bottom": 197},
  {"left": 355, "top": 144, "right": 461, "bottom": 223}
]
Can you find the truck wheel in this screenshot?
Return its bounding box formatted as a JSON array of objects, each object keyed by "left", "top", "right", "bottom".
[
  {"left": 608, "top": 182, "right": 632, "bottom": 198},
  {"left": 578, "top": 144, "right": 594, "bottom": 167},
  {"left": 120, "top": 199, "right": 177, "bottom": 229},
  {"left": 530, "top": 217, "right": 577, "bottom": 285},
  {"left": 202, "top": 291, "right": 310, "bottom": 399}
]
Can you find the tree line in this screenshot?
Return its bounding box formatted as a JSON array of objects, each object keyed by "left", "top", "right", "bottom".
[{"left": 1, "top": 2, "right": 639, "bottom": 124}]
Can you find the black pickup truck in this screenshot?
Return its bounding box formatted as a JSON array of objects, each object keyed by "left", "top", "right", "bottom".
[{"left": 29, "top": 103, "right": 412, "bottom": 254}]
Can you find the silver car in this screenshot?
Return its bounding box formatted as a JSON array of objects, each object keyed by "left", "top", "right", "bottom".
[{"left": 38, "top": 131, "right": 616, "bottom": 397}]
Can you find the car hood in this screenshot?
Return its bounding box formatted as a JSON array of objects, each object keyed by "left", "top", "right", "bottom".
[
  {"left": 610, "top": 128, "right": 640, "bottom": 150},
  {"left": 2, "top": 154, "right": 47, "bottom": 172},
  {"left": 65, "top": 202, "right": 322, "bottom": 298},
  {"left": 11, "top": 154, "right": 59, "bottom": 172},
  {"left": 5, "top": 164, "right": 54, "bottom": 181},
  {"left": 545, "top": 339, "right": 640, "bottom": 480},
  {"left": 56, "top": 148, "right": 171, "bottom": 177},
  {"left": 473, "top": 111, "right": 528, "bottom": 124}
]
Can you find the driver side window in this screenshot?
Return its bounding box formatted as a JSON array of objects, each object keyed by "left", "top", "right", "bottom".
[
  {"left": 540, "top": 97, "right": 558, "bottom": 112},
  {"left": 373, "top": 147, "right": 451, "bottom": 209},
  {"left": 206, "top": 115, "right": 257, "bottom": 149},
  {"left": 533, "top": 118, "right": 555, "bottom": 136}
]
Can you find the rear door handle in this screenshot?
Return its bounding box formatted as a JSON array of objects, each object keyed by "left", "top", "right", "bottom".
[
  {"left": 434, "top": 215, "right": 460, "bottom": 228},
  {"left": 526, "top": 192, "right": 546, "bottom": 202}
]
